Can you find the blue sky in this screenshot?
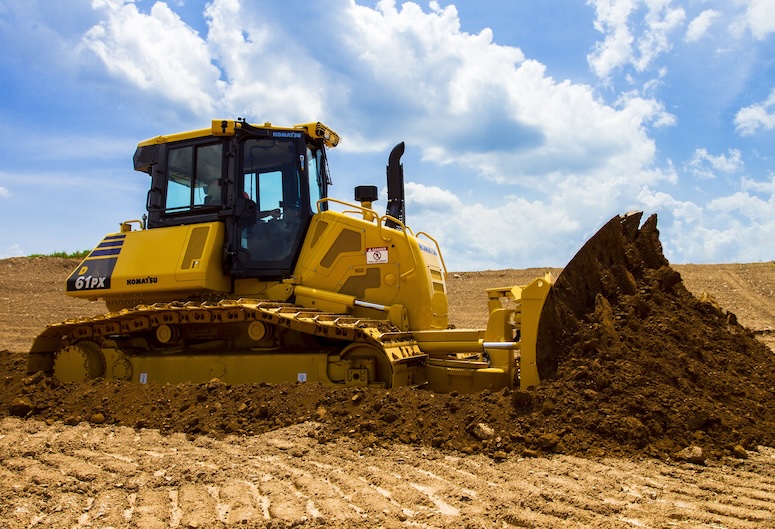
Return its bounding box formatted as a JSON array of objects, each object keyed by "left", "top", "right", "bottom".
[{"left": 1, "top": 0, "right": 774, "bottom": 270}]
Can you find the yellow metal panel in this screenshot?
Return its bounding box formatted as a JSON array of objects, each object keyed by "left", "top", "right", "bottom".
[
  {"left": 294, "top": 209, "right": 447, "bottom": 332},
  {"left": 67, "top": 222, "right": 230, "bottom": 301},
  {"left": 136, "top": 126, "right": 217, "bottom": 146},
  {"left": 424, "top": 361, "right": 509, "bottom": 394},
  {"left": 127, "top": 354, "right": 331, "bottom": 385},
  {"left": 211, "top": 119, "right": 237, "bottom": 136},
  {"left": 515, "top": 275, "right": 552, "bottom": 390}
]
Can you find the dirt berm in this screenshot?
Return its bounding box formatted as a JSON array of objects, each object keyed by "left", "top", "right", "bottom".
[{"left": 2, "top": 213, "right": 774, "bottom": 462}]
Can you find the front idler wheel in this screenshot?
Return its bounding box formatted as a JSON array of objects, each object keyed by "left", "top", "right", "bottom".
[{"left": 53, "top": 341, "right": 105, "bottom": 381}]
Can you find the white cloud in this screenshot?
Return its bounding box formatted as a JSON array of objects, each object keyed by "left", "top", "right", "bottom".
[
  {"left": 687, "top": 148, "right": 743, "bottom": 179},
  {"left": 633, "top": 1, "right": 685, "bottom": 72},
  {"left": 329, "top": 0, "right": 676, "bottom": 199},
  {"left": 735, "top": 89, "right": 775, "bottom": 135},
  {"left": 203, "top": 0, "right": 327, "bottom": 124},
  {"left": 81, "top": 0, "right": 675, "bottom": 192},
  {"left": 638, "top": 187, "right": 703, "bottom": 222},
  {"left": 83, "top": 0, "right": 224, "bottom": 114},
  {"left": 742, "top": 174, "right": 775, "bottom": 194},
  {"left": 405, "top": 182, "right": 584, "bottom": 269},
  {"left": 404, "top": 182, "right": 462, "bottom": 212},
  {"left": 637, "top": 176, "right": 775, "bottom": 264},
  {"left": 740, "top": 0, "right": 775, "bottom": 40},
  {"left": 586, "top": 0, "right": 685, "bottom": 80},
  {"left": 709, "top": 190, "right": 773, "bottom": 220},
  {"left": 586, "top": 0, "right": 636, "bottom": 80},
  {"left": 0, "top": 186, "right": 9, "bottom": 198},
  {"left": 684, "top": 9, "right": 719, "bottom": 43}
]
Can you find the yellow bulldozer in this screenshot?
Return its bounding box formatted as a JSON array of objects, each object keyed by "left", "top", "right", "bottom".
[{"left": 28, "top": 119, "right": 606, "bottom": 394}]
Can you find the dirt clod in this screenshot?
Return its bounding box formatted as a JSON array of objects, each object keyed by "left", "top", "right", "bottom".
[{"left": 8, "top": 396, "right": 33, "bottom": 417}]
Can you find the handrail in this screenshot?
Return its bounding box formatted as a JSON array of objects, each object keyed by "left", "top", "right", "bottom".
[
  {"left": 415, "top": 231, "right": 448, "bottom": 277},
  {"left": 120, "top": 219, "right": 146, "bottom": 232},
  {"left": 316, "top": 197, "right": 417, "bottom": 238},
  {"left": 316, "top": 197, "right": 420, "bottom": 280}
]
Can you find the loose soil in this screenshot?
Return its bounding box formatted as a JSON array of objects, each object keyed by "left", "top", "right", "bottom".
[{"left": 1, "top": 214, "right": 774, "bottom": 528}]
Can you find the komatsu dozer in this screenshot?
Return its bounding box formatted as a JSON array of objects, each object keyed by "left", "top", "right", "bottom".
[{"left": 28, "top": 119, "right": 555, "bottom": 393}]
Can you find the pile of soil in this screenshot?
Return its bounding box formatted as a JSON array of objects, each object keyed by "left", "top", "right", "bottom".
[
  {"left": 533, "top": 212, "right": 774, "bottom": 459},
  {"left": 2, "top": 213, "right": 774, "bottom": 462}
]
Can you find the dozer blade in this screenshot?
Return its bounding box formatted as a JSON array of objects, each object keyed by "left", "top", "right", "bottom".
[{"left": 535, "top": 211, "right": 667, "bottom": 380}]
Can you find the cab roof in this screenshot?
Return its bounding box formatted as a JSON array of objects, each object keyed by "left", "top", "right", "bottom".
[{"left": 136, "top": 120, "right": 340, "bottom": 149}]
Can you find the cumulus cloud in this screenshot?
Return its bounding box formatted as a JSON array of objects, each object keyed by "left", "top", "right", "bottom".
[
  {"left": 687, "top": 148, "right": 743, "bottom": 179},
  {"left": 204, "top": 1, "right": 328, "bottom": 124},
  {"left": 637, "top": 175, "right": 775, "bottom": 263},
  {"left": 83, "top": 0, "right": 224, "bottom": 114},
  {"left": 739, "top": 0, "right": 775, "bottom": 40},
  {"left": 587, "top": 0, "right": 685, "bottom": 80},
  {"left": 405, "top": 182, "right": 584, "bottom": 269},
  {"left": 742, "top": 174, "right": 775, "bottom": 194},
  {"left": 735, "top": 89, "right": 775, "bottom": 135},
  {"left": 684, "top": 9, "right": 719, "bottom": 43},
  {"left": 329, "top": 0, "right": 677, "bottom": 200},
  {"left": 76, "top": 0, "right": 680, "bottom": 268},
  {"left": 709, "top": 189, "right": 773, "bottom": 221}
]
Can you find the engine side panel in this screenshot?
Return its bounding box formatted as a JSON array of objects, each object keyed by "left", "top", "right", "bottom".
[
  {"left": 66, "top": 222, "right": 230, "bottom": 305},
  {"left": 294, "top": 210, "right": 448, "bottom": 331}
]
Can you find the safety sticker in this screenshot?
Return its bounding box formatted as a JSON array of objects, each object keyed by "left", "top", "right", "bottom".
[{"left": 366, "top": 246, "right": 388, "bottom": 264}]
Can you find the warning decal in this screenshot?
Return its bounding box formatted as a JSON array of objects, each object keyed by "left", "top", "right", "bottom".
[{"left": 366, "top": 246, "right": 388, "bottom": 264}]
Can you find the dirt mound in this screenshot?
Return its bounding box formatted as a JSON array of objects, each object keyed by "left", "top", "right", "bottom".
[
  {"left": 2, "top": 215, "right": 774, "bottom": 462},
  {"left": 535, "top": 212, "right": 774, "bottom": 457}
]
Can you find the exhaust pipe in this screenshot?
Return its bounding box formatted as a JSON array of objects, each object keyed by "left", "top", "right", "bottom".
[{"left": 385, "top": 142, "right": 405, "bottom": 229}]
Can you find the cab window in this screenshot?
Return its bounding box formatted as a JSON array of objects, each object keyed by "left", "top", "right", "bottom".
[{"left": 164, "top": 143, "right": 223, "bottom": 212}]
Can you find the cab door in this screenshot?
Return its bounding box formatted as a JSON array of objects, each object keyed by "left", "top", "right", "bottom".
[{"left": 232, "top": 134, "right": 312, "bottom": 279}]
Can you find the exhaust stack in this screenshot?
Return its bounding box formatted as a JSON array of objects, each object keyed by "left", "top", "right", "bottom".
[{"left": 385, "top": 142, "right": 405, "bottom": 229}]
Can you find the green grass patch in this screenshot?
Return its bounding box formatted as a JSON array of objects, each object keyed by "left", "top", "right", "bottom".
[{"left": 28, "top": 250, "right": 91, "bottom": 259}]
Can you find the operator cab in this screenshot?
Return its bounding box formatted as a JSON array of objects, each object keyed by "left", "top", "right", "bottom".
[{"left": 133, "top": 120, "right": 336, "bottom": 280}]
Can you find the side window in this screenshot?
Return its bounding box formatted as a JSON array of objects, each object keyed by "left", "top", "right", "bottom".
[
  {"left": 164, "top": 143, "right": 222, "bottom": 212},
  {"left": 165, "top": 146, "right": 194, "bottom": 210}
]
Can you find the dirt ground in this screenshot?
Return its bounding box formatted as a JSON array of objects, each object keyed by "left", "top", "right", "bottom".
[{"left": 1, "top": 216, "right": 774, "bottom": 528}]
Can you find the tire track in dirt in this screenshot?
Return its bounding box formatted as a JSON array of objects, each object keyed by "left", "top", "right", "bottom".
[
  {"left": 3, "top": 258, "right": 775, "bottom": 528},
  {"left": 2, "top": 417, "right": 773, "bottom": 528},
  {"left": 713, "top": 267, "right": 775, "bottom": 352},
  {"left": 716, "top": 269, "right": 775, "bottom": 327}
]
